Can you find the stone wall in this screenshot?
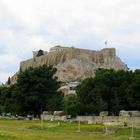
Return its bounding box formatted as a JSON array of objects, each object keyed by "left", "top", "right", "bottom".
[
  {"left": 41, "top": 114, "right": 67, "bottom": 121},
  {"left": 20, "top": 47, "right": 117, "bottom": 72},
  {"left": 41, "top": 115, "right": 140, "bottom": 128}
]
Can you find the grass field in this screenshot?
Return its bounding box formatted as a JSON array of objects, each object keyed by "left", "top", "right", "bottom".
[{"left": 0, "top": 119, "right": 140, "bottom": 140}]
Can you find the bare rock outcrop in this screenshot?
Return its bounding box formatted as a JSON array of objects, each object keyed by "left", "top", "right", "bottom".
[{"left": 11, "top": 46, "right": 127, "bottom": 84}]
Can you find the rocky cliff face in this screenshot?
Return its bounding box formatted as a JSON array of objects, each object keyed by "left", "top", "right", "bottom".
[{"left": 11, "top": 46, "right": 127, "bottom": 83}]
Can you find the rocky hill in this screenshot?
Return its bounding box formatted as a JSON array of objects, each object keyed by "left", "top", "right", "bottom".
[{"left": 11, "top": 46, "right": 127, "bottom": 83}]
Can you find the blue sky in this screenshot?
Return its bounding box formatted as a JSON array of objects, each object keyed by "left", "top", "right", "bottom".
[{"left": 0, "top": 0, "right": 140, "bottom": 83}]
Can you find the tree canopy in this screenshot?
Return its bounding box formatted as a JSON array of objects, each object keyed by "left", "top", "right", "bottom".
[
  {"left": 76, "top": 69, "right": 140, "bottom": 115},
  {"left": 1, "top": 68, "right": 140, "bottom": 117},
  {"left": 0, "top": 65, "right": 63, "bottom": 117}
]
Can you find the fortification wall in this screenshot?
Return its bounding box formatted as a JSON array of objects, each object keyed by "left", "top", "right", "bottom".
[
  {"left": 20, "top": 47, "right": 116, "bottom": 72},
  {"left": 20, "top": 59, "right": 34, "bottom": 71},
  {"left": 10, "top": 46, "right": 127, "bottom": 84}
]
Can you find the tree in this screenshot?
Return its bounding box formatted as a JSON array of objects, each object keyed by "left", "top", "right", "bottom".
[
  {"left": 76, "top": 69, "right": 135, "bottom": 115},
  {"left": 0, "top": 85, "right": 17, "bottom": 114},
  {"left": 63, "top": 94, "right": 78, "bottom": 117},
  {"left": 126, "top": 70, "right": 140, "bottom": 110},
  {"left": 76, "top": 77, "right": 107, "bottom": 115},
  {"left": 36, "top": 50, "right": 44, "bottom": 57},
  {"left": 14, "top": 65, "right": 63, "bottom": 117},
  {"left": 7, "top": 77, "right": 11, "bottom": 85}
]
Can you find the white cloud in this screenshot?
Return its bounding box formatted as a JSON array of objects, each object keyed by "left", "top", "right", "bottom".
[
  {"left": 0, "top": 72, "right": 13, "bottom": 83},
  {"left": 0, "top": 54, "right": 18, "bottom": 69},
  {"left": 0, "top": 0, "right": 140, "bottom": 82},
  {"left": 2, "top": 0, "right": 140, "bottom": 34}
]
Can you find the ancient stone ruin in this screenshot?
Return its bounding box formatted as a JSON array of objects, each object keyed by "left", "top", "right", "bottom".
[{"left": 11, "top": 45, "right": 127, "bottom": 84}]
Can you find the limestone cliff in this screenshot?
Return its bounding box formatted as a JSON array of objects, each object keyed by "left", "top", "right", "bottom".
[{"left": 11, "top": 46, "right": 127, "bottom": 83}]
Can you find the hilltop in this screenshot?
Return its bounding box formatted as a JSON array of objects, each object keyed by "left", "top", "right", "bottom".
[{"left": 11, "top": 46, "right": 127, "bottom": 83}]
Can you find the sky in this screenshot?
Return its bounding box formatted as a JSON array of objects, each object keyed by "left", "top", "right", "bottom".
[{"left": 0, "top": 0, "right": 140, "bottom": 83}]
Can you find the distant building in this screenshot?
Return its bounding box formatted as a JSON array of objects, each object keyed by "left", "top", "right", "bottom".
[{"left": 58, "top": 81, "right": 80, "bottom": 95}]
